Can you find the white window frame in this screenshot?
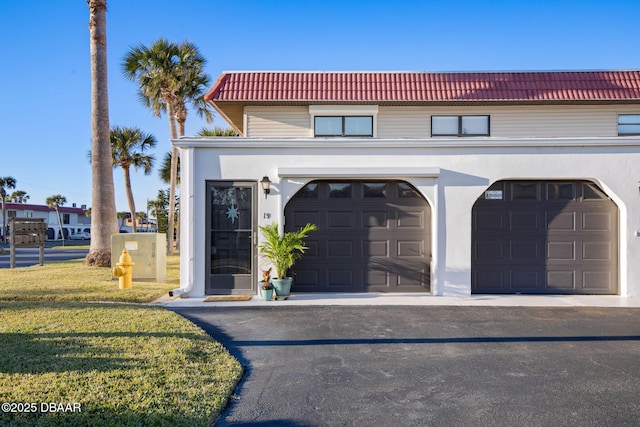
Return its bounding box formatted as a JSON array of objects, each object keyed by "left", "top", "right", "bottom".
[{"left": 309, "top": 105, "right": 378, "bottom": 138}]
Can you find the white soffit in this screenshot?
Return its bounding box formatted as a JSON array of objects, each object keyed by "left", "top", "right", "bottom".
[
  {"left": 308, "top": 105, "right": 379, "bottom": 115},
  {"left": 278, "top": 167, "right": 440, "bottom": 179}
]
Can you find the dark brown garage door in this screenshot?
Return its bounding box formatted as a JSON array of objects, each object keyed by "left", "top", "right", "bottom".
[
  {"left": 472, "top": 180, "right": 618, "bottom": 294},
  {"left": 285, "top": 180, "right": 431, "bottom": 292}
]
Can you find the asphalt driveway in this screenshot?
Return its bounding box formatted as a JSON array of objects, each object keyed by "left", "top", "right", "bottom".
[{"left": 171, "top": 306, "right": 640, "bottom": 426}]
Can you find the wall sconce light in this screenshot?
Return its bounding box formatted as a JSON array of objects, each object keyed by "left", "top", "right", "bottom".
[{"left": 260, "top": 176, "right": 271, "bottom": 198}]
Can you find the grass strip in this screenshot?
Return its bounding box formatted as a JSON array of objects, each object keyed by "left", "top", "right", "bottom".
[
  {"left": 0, "top": 256, "right": 180, "bottom": 303},
  {"left": 0, "top": 301, "right": 243, "bottom": 426}
]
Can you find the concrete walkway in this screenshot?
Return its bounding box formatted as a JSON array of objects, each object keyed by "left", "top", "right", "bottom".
[{"left": 161, "top": 293, "right": 640, "bottom": 308}]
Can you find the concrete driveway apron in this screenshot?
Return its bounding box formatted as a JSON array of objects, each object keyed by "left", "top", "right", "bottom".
[{"left": 170, "top": 305, "right": 640, "bottom": 426}]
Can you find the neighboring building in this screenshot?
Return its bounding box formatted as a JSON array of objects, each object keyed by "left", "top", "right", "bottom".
[
  {"left": 173, "top": 70, "right": 640, "bottom": 298},
  {"left": 119, "top": 213, "right": 157, "bottom": 233},
  {"left": 1, "top": 202, "right": 90, "bottom": 240}
]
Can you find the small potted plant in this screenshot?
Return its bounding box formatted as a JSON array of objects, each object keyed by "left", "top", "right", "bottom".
[
  {"left": 258, "top": 268, "right": 273, "bottom": 300},
  {"left": 259, "top": 281, "right": 274, "bottom": 301},
  {"left": 259, "top": 222, "right": 317, "bottom": 297}
]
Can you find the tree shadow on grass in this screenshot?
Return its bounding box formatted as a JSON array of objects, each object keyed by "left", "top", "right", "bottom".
[
  {"left": 0, "top": 331, "right": 209, "bottom": 374},
  {"left": 2, "top": 405, "right": 212, "bottom": 427}
]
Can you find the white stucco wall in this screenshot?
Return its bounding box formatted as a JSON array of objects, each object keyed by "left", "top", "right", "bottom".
[{"left": 175, "top": 136, "right": 640, "bottom": 298}]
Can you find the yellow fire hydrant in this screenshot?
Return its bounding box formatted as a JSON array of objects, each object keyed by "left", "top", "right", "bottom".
[{"left": 113, "top": 249, "right": 135, "bottom": 289}]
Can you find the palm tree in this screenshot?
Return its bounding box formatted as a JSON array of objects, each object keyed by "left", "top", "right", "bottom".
[
  {"left": 0, "top": 176, "right": 16, "bottom": 242},
  {"left": 87, "top": 0, "right": 118, "bottom": 266},
  {"left": 110, "top": 126, "right": 156, "bottom": 233},
  {"left": 197, "top": 127, "right": 238, "bottom": 137},
  {"left": 46, "top": 195, "right": 67, "bottom": 241},
  {"left": 10, "top": 190, "right": 29, "bottom": 203},
  {"left": 159, "top": 152, "right": 178, "bottom": 186},
  {"left": 122, "top": 38, "right": 214, "bottom": 254}
]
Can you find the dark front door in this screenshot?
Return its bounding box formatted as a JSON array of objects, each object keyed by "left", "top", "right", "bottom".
[
  {"left": 206, "top": 181, "right": 256, "bottom": 295},
  {"left": 285, "top": 180, "right": 431, "bottom": 293}
]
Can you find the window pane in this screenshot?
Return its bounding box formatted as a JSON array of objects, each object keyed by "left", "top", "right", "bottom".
[
  {"left": 344, "top": 116, "right": 372, "bottom": 136},
  {"left": 297, "top": 183, "right": 318, "bottom": 198},
  {"left": 329, "top": 183, "right": 352, "bottom": 198},
  {"left": 619, "top": 124, "right": 640, "bottom": 135},
  {"left": 618, "top": 114, "right": 640, "bottom": 125},
  {"left": 548, "top": 183, "right": 574, "bottom": 200},
  {"left": 398, "top": 182, "right": 420, "bottom": 198},
  {"left": 462, "top": 116, "right": 489, "bottom": 135},
  {"left": 315, "top": 117, "right": 342, "bottom": 136},
  {"left": 363, "top": 183, "right": 386, "bottom": 198},
  {"left": 583, "top": 183, "right": 608, "bottom": 200},
  {"left": 512, "top": 183, "right": 538, "bottom": 200},
  {"left": 432, "top": 116, "right": 459, "bottom": 135}
]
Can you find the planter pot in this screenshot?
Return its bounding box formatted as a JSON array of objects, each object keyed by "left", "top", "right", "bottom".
[
  {"left": 259, "top": 287, "right": 273, "bottom": 301},
  {"left": 271, "top": 277, "right": 293, "bottom": 296}
]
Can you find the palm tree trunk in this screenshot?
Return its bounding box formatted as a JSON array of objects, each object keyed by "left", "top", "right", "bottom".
[
  {"left": 55, "top": 207, "right": 65, "bottom": 246},
  {"left": 86, "top": 0, "right": 118, "bottom": 266},
  {"left": 123, "top": 167, "right": 137, "bottom": 233},
  {"left": 167, "top": 102, "right": 178, "bottom": 255}
]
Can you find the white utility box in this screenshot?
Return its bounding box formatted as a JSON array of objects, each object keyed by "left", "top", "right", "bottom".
[{"left": 111, "top": 233, "right": 166, "bottom": 281}]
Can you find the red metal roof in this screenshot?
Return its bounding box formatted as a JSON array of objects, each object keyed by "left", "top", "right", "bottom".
[
  {"left": 6, "top": 203, "right": 87, "bottom": 214},
  {"left": 205, "top": 71, "right": 640, "bottom": 103}
]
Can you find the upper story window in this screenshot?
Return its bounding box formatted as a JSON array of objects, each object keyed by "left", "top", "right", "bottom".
[
  {"left": 431, "top": 115, "right": 490, "bottom": 137},
  {"left": 618, "top": 114, "right": 640, "bottom": 136},
  {"left": 315, "top": 116, "right": 373, "bottom": 137},
  {"left": 309, "top": 105, "right": 378, "bottom": 138}
]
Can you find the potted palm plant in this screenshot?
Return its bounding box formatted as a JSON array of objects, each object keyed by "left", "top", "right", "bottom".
[{"left": 258, "top": 222, "right": 317, "bottom": 297}]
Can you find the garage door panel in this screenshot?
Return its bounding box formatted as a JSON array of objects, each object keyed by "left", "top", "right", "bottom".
[
  {"left": 291, "top": 211, "right": 321, "bottom": 228},
  {"left": 510, "top": 241, "right": 542, "bottom": 260},
  {"left": 582, "top": 242, "right": 612, "bottom": 261},
  {"left": 327, "top": 240, "right": 353, "bottom": 257},
  {"left": 365, "top": 269, "right": 389, "bottom": 287},
  {"left": 397, "top": 265, "right": 429, "bottom": 287},
  {"left": 546, "top": 211, "right": 575, "bottom": 231},
  {"left": 546, "top": 271, "right": 575, "bottom": 289},
  {"left": 583, "top": 212, "right": 613, "bottom": 231},
  {"left": 474, "top": 270, "right": 505, "bottom": 290},
  {"left": 363, "top": 240, "right": 389, "bottom": 257},
  {"left": 472, "top": 180, "right": 618, "bottom": 295},
  {"left": 475, "top": 212, "right": 504, "bottom": 230},
  {"left": 397, "top": 210, "right": 425, "bottom": 228},
  {"left": 547, "top": 242, "right": 575, "bottom": 260},
  {"left": 328, "top": 270, "right": 355, "bottom": 288},
  {"left": 327, "top": 211, "right": 354, "bottom": 228},
  {"left": 397, "top": 240, "right": 424, "bottom": 257},
  {"left": 511, "top": 211, "right": 540, "bottom": 230},
  {"left": 295, "top": 270, "right": 321, "bottom": 291},
  {"left": 474, "top": 240, "right": 504, "bottom": 261},
  {"left": 511, "top": 270, "right": 543, "bottom": 289},
  {"left": 363, "top": 211, "right": 389, "bottom": 228},
  {"left": 582, "top": 271, "right": 613, "bottom": 290}
]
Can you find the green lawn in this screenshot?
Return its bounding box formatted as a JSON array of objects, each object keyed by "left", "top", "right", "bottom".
[
  {"left": 0, "top": 256, "right": 179, "bottom": 303},
  {"left": 0, "top": 255, "right": 243, "bottom": 426}
]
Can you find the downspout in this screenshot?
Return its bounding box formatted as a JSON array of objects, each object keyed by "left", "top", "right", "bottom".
[{"left": 169, "top": 142, "right": 194, "bottom": 297}]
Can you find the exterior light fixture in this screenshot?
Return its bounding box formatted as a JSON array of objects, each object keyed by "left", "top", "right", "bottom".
[{"left": 260, "top": 176, "right": 271, "bottom": 198}]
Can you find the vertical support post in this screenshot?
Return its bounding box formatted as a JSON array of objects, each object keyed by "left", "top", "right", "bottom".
[
  {"left": 10, "top": 245, "right": 16, "bottom": 269},
  {"left": 39, "top": 244, "right": 45, "bottom": 266}
]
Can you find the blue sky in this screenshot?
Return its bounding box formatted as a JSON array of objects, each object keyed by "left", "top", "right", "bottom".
[{"left": 1, "top": 0, "right": 639, "bottom": 212}]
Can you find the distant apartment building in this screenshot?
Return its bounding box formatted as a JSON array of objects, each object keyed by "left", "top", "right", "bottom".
[{"left": 1, "top": 202, "right": 90, "bottom": 240}]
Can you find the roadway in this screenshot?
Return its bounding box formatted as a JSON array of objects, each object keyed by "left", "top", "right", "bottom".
[{"left": 0, "top": 246, "right": 89, "bottom": 268}]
